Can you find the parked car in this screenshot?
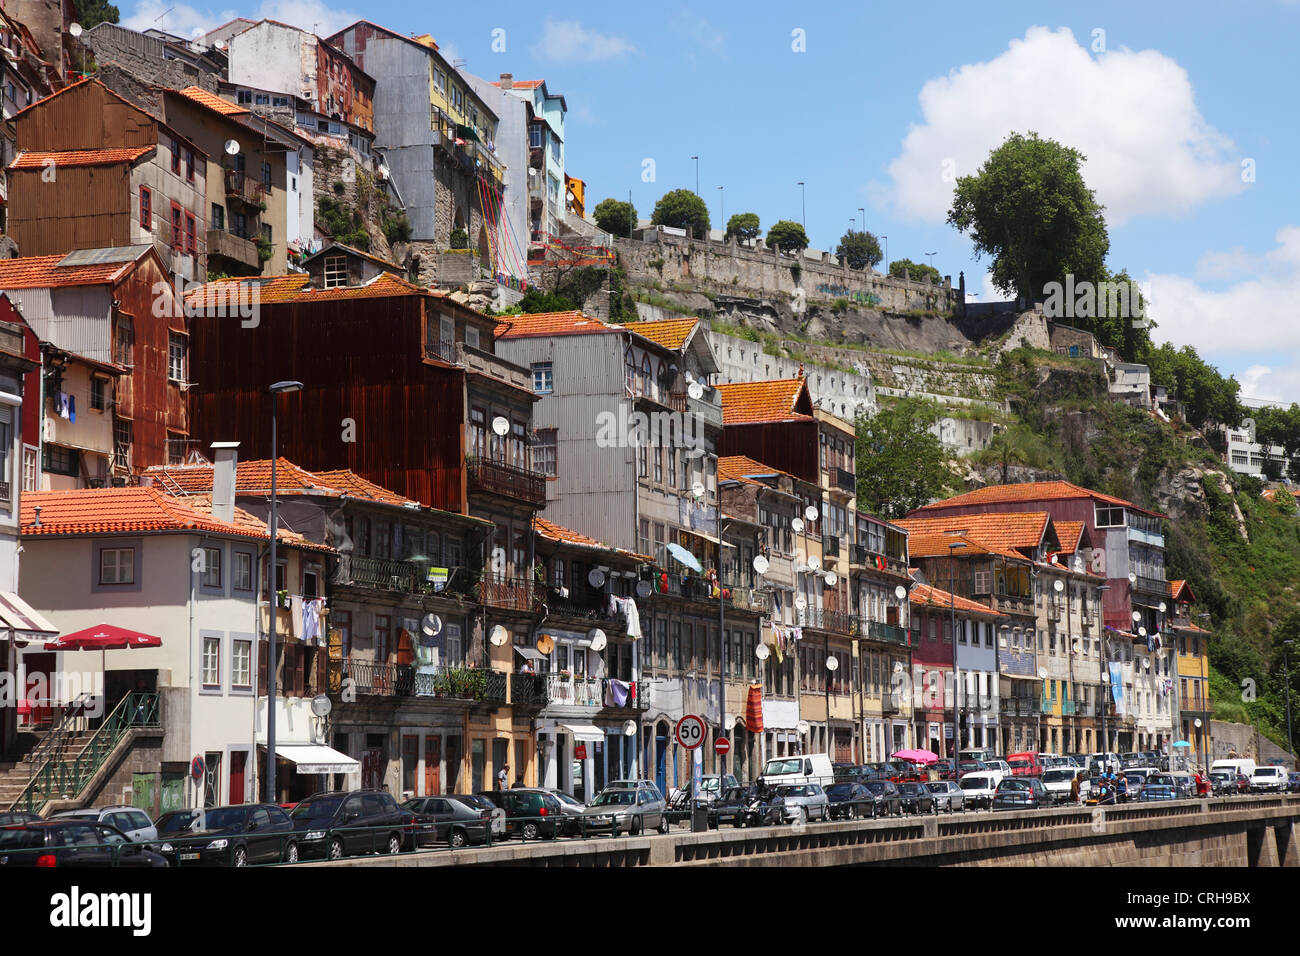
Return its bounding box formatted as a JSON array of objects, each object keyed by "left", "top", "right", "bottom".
[
  {"left": 882, "top": 760, "right": 926, "bottom": 783},
  {"left": 992, "top": 776, "right": 1051, "bottom": 811},
  {"left": 1210, "top": 758, "right": 1257, "bottom": 780},
  {"left": 862, "top": 778, "right": 903, "bottom": 816},
  {"left": 897, "top": 781, "right": 937, "bottom": 814},
  {"left": 1088, "top": 752, "right": 1123, "bottom": 775},
  {"left": 0, "top": 821, "right": 168, "bottom": 867},
  {"left": 759, "top": 753, "right": 835, "bottom": 788},
  {"left": 1140, "top": 774, "right": 1180, "bottom": 801},
  {"left": 482, "top": 788, "right": 567, "bottom": 840},
  {"left": 832, "top": 763, "right": 873, "bottom": 783},
  {"left": 1120, "top": 752, "right": 1143, "bottom": 770},
  {"left": 697, "top": 774, "right": 739, "bottom": 803},
  {"left": 1005, "top": 753, "right": 1042, "bottom": 778},
  {"left": 709, "top": 786, "right": 757, "bottom": 828},
  {"left": 51, "top": 806, "right": 157, "bottom": 843},
  {"left": 1250, "top": 766, "right": 1288, "bottom": 793},
  {"left": 155, "top": 808, "right": 204, "bottom": 837},
  {"left": 825, "top": 782, "right": 876, "bottom": 819},
  {"left": 0, "top": 811, "right": 41, "bottom": 827},
  {"left": 930, "top": 759, "right": 957, "bottom": 781},
  {"left": 777, "top": 784, "right": 829, "bottom": 822},
  {"left": 289, "top": 790, "right": 416, "bottom": 860},
  {"left": 542, "top": 789, "right": 587, "bottom": 836},
  {"left": 582, "top": 785, "right": 668, "bottom": 836},
  {"left": 1208, "top": 771, "right": 1235, "bottom": 796},
  {"left": 926, "top": 780, "right": 966, "bottom": 812},
  {"left": 402, "top": 795, "right": 493, "bottom": 848},
  {"left": 983, "top": 759, "right": 1013, "bottom": 776},
  {"left": 958, "top": 771, "right": 1001, "bottom": 810},
  {"left": 1041, "top": 767, "right": 1085, "bottom": 804},
  {"left": 957, "top": 760, "right": 988, "bottom": 778},
  {"left": 164, "top": 804, "right": 297, "bottom": 866}
]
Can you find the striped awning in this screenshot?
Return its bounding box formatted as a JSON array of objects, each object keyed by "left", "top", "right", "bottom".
[{"left": 0, "top": 593, "right": 57, "bottom": 639}]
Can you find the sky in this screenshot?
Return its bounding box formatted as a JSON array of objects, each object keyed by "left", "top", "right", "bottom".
[{"left": 119, "top": 0, "right": 1300, "bottom": 403}]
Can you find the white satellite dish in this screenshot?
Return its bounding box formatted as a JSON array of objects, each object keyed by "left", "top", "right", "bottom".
[
  {"left": 587, "top": 569, "right": 606, "bottom": 589},
  {"left": 216, "top": 41, "right": 227, "bottom": 50},
  {"left": 491, "top": 415, "right": 510, "bottom": 436},
  {"left": 808, "top": 555, "right": 821, "bottom": 571},
  {"left": 1053, "top": 579, "right": 1064, "bottom": 593},
  {"left": 623, "top": 719, "right": 637, "bottom": 737},
  {"left": 1038, "top": 668, "right": 1047, "bottom": 679},
  {"left": 69, "top": 21, "right": 83, "bottom": 36},
  {"left": 310, "top": 694, "right": 332, "bottom": 717},
  {"left": 488, "top": 625, "right": 509, "bottom": 647},
  {"left": 825, "top": 655, "right": 839, "bottom": 672},
  {"left": 1132, "top": 610, "right": 1142, "bottom": 623},
  {"left": 1159, "top": 602, "right": 1167, "bottom": 613},
  {"left": 635, "top": 580, "right": 653, "bottom": 598},
  {"left": 794, "top": 594, "right": 807, "bottom": 610},
  {"left": 224, "top": 138, "right": 240, "bottom": 156},
  {"left": 791, "top": 517, "right": 805, "bottom": 534},
  {"left": 589, "top": 628, "right": 607, "bottom": 651},
  {"left": 895, "top": 585, "right": 907, "bottom": 601},
  {"left": 1138, "top": 627, "right": 1147, "bottom": 637},
  {"left": 804, "top": 505, "right": 819, "bottom": 522},
  {"left": 797, "top": 720, "right": 810, "bottom": 735},
  {"left": 688, "top": 382, "right": 704, "bottom": 400},
  {"left": 824, "top": 571, "right": 838, "bottom": 587},
  {"left": 1143, "top": 658, "right": 1151, "bottom": 670},
  {"left": 1128, "top": 572, "right": 1137, "bottom": 584},
  {"left": 421, "top": 613, "right": 443, "bottom": 637},
  {"left": 753, "top": 554, "right": 770, "bottom": 575},
  {"left": 691, "top": 481, "right": 705, "bottom": 500},
  {"left": 755, "top": 643, "right": 770, "bottom": 661},
  {"left": 1049, "top": 554, "right": 1058, "bottom": 565}
]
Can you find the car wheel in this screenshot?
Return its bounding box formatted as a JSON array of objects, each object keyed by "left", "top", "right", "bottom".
[
  {"left": 387, "top": 834, "right": 401, "bottom": 855},
  {"left": 449, "top": 828, "right": 467, "bottom": 849},
  {"left": 522, "top": 822, "right": 540, "bottom": 841},
  {"left": 233, "top": 846, "right": 248, "bottom": 868},
  {"left": 328, "top": 838, "right": 344, "bottom": 861},
  {"left": 629, "top": 815, "right": 642, "bottom": 836},
  {"left": 283, "top": 842, "right": 299, "bottom": 864}
]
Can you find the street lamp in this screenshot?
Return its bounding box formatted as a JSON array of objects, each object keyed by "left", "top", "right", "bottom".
[
  {"left": 948, "top": 541, "right": 967, "bottom": 758},
  {"left": 691, "top": 156, "right": 699, "bottom": 196},
  {"left": 797, "top": 182, "right": 805, "bottom": 227},
  {"left": 1285, "top": 640, "right": 1296, "bottom": 763},
  {"left": 926, "top": 251, "right": 937, "bottom": 269},
  {"left": 1096, "top": 584, "right": 1111, "bottom": 762},
  {"left": 881, "top": 236, "right": 888, "bottom": 275},
  {"left": 265, "top": 379, "right": 303, "bottom": 803},
  {"left": 717, "top": 185, "right": 724, "bottom": 231}
]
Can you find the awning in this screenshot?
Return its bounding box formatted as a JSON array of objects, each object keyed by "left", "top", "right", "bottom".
[
  {"left": 0, "top": 593, "right": 58, "bottom": 639},
  {"left": 514, "top": 645, "right": 546, "bottom": 662},
  {"left": 681, "top": 528, "right": 736, "bottom": 549},
  {"left": 275, "top": 743, "right": 360, "bottom": 775},
  {"left": 560, "top": 723, "right": 606, "bottom": 742}
]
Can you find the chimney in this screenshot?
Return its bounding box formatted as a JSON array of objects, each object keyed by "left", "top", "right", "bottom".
[
  {"left": 211, "top": 442, "right": 240, "bottom": 524},
  {"left": 499, "top": 73, "right": 513, "bottom": 89}
]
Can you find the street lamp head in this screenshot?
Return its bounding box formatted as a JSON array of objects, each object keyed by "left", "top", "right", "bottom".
[
  {"left": 948, "top": 542, "right": 967, "bottom": 551},
  {"left": 269, "top": 380, "right": 304, "bottom": 394}
]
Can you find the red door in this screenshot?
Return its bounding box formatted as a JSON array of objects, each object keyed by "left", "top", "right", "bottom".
[
  {"left": 424, "top": 737, "right": 441, "bottom": 795},
  {"left": 22, "top": 653, "right": 54, "bottom": 725},
  {"left": 229, "top": 751, "right": 247, "bottom": 805}
]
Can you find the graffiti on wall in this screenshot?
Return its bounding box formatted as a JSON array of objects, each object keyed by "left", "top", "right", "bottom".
[{"left": 816, "top": 284, "right": 880, "bottom": 306}]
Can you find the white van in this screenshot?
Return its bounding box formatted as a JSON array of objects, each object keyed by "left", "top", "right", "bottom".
[
  {"left": 957, "top": 770, "right": 1004, "bottom": 809},
  {"left": 1088, "top": 752, "right": 1122, "bottom": 774},
  {"left": 1211, "top": 758, "right": 1257, "bottom": 780},
  {"left": 1249, "top": 765, "right": 1287, "bottom": 792},
  {"left": 759, "top": 753, "right": 834, "bottom": 788}
]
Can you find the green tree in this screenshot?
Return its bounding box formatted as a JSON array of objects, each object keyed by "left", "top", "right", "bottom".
[
  {"left": 725, "top": 212, "right": 761, "bottom": 243},
  {"left": 766, "top": 219, "right": 809, "bottom": 254},
  {"left": 888, "top": 258, "right": 941, "bottom": 284},
  {"left": 947, "top": 131, "right": 1109, "bottom": 306},
  {"left": 855, "top": 398, "right": 950, "bottom": 518},
  {"left": 650, "top": 189, "right": 710, "bottom": 239},
  {"left": 593, "top": 198, "right": 637, "bottom": 238},
  {"left": 836, "top": 230, "right": 882, "bottom": 270},
  {"left": 1146, "top": 342, "right": 1243, "bottom": 430},
  {"left": 74, "top": 0, "right": 119, "bottom": 29}
]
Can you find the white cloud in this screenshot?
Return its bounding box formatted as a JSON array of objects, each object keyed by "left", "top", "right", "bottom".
[
  {"left": 672, "top": 12, "right": 724, "bottom": 54},
  {"left": 881, "top": 26, "right": 1244, "bottom": 226},
  {"left": 122, "top": 0, "right": 360, "bottom": 40},
  {"left": 533, "top": 19, "right": 635, "bottom": 62}
]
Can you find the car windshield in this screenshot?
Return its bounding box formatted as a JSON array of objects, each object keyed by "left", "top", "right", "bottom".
[
  {"left": 764, "top": 758, "right": 803, "bottom": 775},
  {"left": 1147, "top": 776, "right": 1175, "bottom": 786},
  {"left": 999, "top": 779, "right": 1030, "bottom": 791},
  {"left": 724, "top": 787, "right": 750, "bottom": 800},
  {"left": 925, "top": 783, "right": 947, "bottom": 793},
  {"left": 551, "top": 792, "right": 582, "bottom": 806},
  {"left": 701, "top": 778, "right": 720, "bottom": 791},
  {"left": 780, "top": 786, "right": 813, "bottom": 797},
  {"left": 864, "top": 781, "right": 888, "bottom": 794},
  {"left": 959, "top": 777, "right": 988, "bottom": 790},
  {"left": 1042, "top": 769, "right": 1074, "bottom": 782},
  {"left": 593, "top": 791, "right": 636, "bottom": 807},
  {"left": 203, "top": 807, "right": 250, "bottom": 830},
  {"left": 825, "top": 785, "right": 853, "bottom": 798},
  {"left": 156, "top": 810, "right": 202, "bottom": 835},
  {"left": 291, "top": 796, "right": 344, "bottom": 821}
]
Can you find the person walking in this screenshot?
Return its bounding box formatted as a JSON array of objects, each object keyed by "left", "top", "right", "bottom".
[
  {"left": 498, "top": 764, "right": 509, "bottom": 791},
  {"left": 1069, "top": 772, "right": 1081, "bottom": 805}
]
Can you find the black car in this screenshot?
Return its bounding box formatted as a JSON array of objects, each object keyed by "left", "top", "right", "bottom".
[
  {"left": 165, "top": 804, "right": 297, "bottom": 866},
  {"left": 824, "top": 782, "right": 876, "bottom": 820},
  {"left": 402, "top": 794, "right": 493, "bottom": 848},
  {"left": 479, "top": 789, "right": 562, "bottom": 840},
  {"left": 0, "top": 821, "right": 168, "bottom": 867},
  {"left": 709, "top": 786, "right": 757, "bottom": 828},
  {"left": 0, "top": 811, "right": 41, "bottom": 827},
  {"left": 992, "top": 777, "right": 1051, "bottom": 811},
  {"left": 155, "top": 808, "right": 204, "bottom": 838},
  {"left": 289, "top": 790, "right": 416, "bottom": 860},
  {"left": 897, "top": 781, "right": 937, "bottom": 814},
  {"left": 926, "top": 780, "right": 966, "bottom": 812},
  {"left": 862, "top": 779, "right": 903, "bottom": 816}
]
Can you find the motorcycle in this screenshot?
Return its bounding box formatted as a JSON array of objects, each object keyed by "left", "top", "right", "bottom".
[{"left": 734, "top": 793, "right": 785, "bottom": 828}]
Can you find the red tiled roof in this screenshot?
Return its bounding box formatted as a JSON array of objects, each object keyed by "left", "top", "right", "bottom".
[
  {"left": 494, "top": 310, "right": 617, "bottom": 340},
  {"left": 895, "top": 511, "right": 1051, "bottom": 555},
  {"left": 8, "top": 146, "right": 154, "bottom": 169},
  {"left": 719, "top": 455, "right": 797, "bottom": 486},
  {"left": 21, "top": 487, "right": 270, "bottom": 540},
  {"left": 146, "top": 460, "right": 420, "bottom": 508},
  {"left": 184, "top": 494, "right": 335, "bottom": 552},
  {"left": 904, "top": 531, "right": 1026, "bottom": 562},
  {"left": 0, "top": 251, "right": 146, "bottom": 289},
  {"left": 912, "top": 480, "right": 1164, "bottom": 518},
  {"left": 715, "top": 379, "right": 810, "bottom": 425},
  {"left": 910, "top": 581, "right": 1005, "bottom": 617},
  {"left": 184, "top": 272, "right": 437, "bottom": 309},
  {"left": 313, "top": 470, "right": 419, "bottom": 506},
  {"left": 493, "top": 79, "right": 545, "bottom": 89},
  {"left": 624, "top": 317, "right": 697, "bottom": 351},
  {"left": 534, "top": 517, "right": 654, "bottom": 563},
  {"left": 1169, "top": 579, "right": 1197, "bottom": 603},
  {"left": 1054, "top": 520, "right": 1085, "bottom": 554},
  {"left": 174, "top": 86, "right": 249, "bottom": 116}
]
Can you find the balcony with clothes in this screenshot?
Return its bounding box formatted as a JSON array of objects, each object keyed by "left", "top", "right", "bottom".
[
  {"left": 326, "top": 657, "right": 506, "bottom": 703},
  {"left": 543, "top": 674, "right": 648, "bottom": 712}
]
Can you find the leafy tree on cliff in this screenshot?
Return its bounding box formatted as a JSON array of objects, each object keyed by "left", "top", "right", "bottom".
[
  {"left": 650, "top": 189, "right": 710, "bottom": 239},
  {"left": 1146, "top": 342, "right": 1244, "bottom": 430},
  {"left": 74, "top": 0, "right": 119, "bottom": 29},
  {"left": 593, "top": 198, "right": 637, "bottom": 238},
  {"left": 836, "top": 229, "right": 882, "bottom": 270},
  {"left": 725, "top": 212, "right": 761, "bottom": 243},
  {"left": 856, "top": 398, "right": 950, "bottom": 518},
  {"left": 889, "top": 258, "right": 941, "bottom": 283},
  {"left": 766, "top": 219, "right": 809, "bottom": 254}
]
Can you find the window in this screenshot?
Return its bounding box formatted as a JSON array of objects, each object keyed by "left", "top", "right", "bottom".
[
  {"left": 43, "top": 444, "right": 79, "bottom": 476},
  {"left": 185, "top": 149, "right": 194, "bottom": 182},
  {"left": 323, "top": 255, "right": 347, "bottom": 288},
  {"left": 113, "top": 418, "right": 132, "bottom": 470},
  {"left": 535, "top": 429, "right": 557, "bottom": 477},
  {"left": 139, "top": 186, "right": 152, "bottom": 230},
  {"left": 168, "top": 333, "right": 187, "bottom": 382},
  {"left": 202, "top": 637, "right": 220, "bottom": 687},
  {"left": 170, "top": 202, "right": 183, "bottom": 252},
  {"left": 202, "top": 547, "right": 222, "bottom": 588},
  {"left": 186, "top": 214, "right": 197, "bottom": 255},
  {"left": 234, "top": 551, "right": 253, "bottom": 591},
  {"left": 170, "top": 138, "right": 181, "bottom": 174},
  {"left": 465, "top": 325, "right": 480, "bottom": 350},
  {"left": 262, "top": 161, "right": 272, "bottom": 188},
  {"left": 100, "top": 547, "right": 135, "bottom": 585},
  {"left": 1095, "top": 504, "right": 1126, "bottom": 528},
  {"left": 90, "top": 377, "right": 107, "bottom": 411},
  {"left": 261, "top": 223, "right": 272, "bottom": 244},
  {"left": 237, "top": 89, "right": 252, "bottom": 105},
  {"left": 531, "top": 362, "right": 553, "bottom": 394}
]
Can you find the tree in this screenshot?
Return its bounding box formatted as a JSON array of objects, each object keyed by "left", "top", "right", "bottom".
[
  {"left": 74, "top": 0, "right": 119, "bottom": 29},
  {"left": 888, "top": 258, "right": 941, "bottom": 284},
  {"left": 650, "top": 189, "right": 710, "bottom": 239},
  {"left": 593, "top": 198, "right": 637, "bottom": 238},
  {"left": 855, "top": 398, "right": 950, "bottom": 518},
  {"left": 836, "top": 230, "right": 882, "bottom": 270},
  {"left": 725, "top": 212, "right": 760, "bottom": 243},
  {"left": 947, "top": 132, "right": 1109, "bottom": 306},
  {"left": 1146, "top": 342, "right": 1244, "bottom": 430},
  {"left": 766, "top": 219, "right": 809, "bottom": 254}
]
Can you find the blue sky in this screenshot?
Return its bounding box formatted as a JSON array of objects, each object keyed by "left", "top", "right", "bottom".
[{"left": 122, "top": 0, "right": 1300, "bottom": 401}]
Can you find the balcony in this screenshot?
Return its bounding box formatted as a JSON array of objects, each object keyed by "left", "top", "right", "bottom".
[
  {"left": 544, "top": 676, "right": 649, "bottom": 710},
  {"left": 327, "top": 659, "right": 505, "bottom": 702},
  {"left": 864, "top": 621, "right": 910, "bottom": 646},
  {"left": 511, "top": 672, "right": 549, "bottom": 708},
  {"left": 852, "top": 544, "right": 868, "bottom": 567},
  {"left": 224, "top": 169, "right": 266, "bottom": 207},
  {"left": 834, "top": 467, "right": 856, "bottom": 495},
  {"left": 627, "top": 375, "right": 684, "bottom": 412},
  {"left": 1045, "top": 601, "right": 1062, "bottom": 622},
  {"left": 333, "top": 554, "right": 473, "bottom": 600},
  {"left": 823, "top": 535, "right": 840, "bottom": 558},
  {"left": 206, "top": 228, "right": 260, "bottom": 270},
  {"left": 993, "top": 595, "right": 1034, "bottom": 617},
  {"left": 1132, "top": 575, "right": 1172, "bottom": 598},
  {"left": 466, "top": 456, "right": 547, "bottom": 507},
  {"left": 1062, "top": 700, "right": 1077, "bottom": 715},
  {"left": 452, "top": 341, "right": 533, "bottom": 392},
  {"left": 1000, "top": 698, "right": 1034, "bottom": 717},
  {"left": 479, "top": 574, "right": 540, "bottom": 612},
  {"left": 543, "top": 592, "right": 616, "bottom": 621},
  {"left": 803, "top": 606, "right": 855, "bottom": 635}
]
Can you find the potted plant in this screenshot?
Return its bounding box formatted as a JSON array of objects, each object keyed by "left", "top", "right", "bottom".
[{"left": 557, "top": 669, "right": 572, "bottom": 683}]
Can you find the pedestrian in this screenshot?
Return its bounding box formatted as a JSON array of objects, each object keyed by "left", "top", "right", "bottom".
[
  {"left": 498, "top": 764, "right": 509, "bottom": 790},
  {"left": 1069, "top": 773, "right": 1081, "bottom": 804}
]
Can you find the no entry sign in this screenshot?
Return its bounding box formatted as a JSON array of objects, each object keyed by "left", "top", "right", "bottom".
[{"left": 715, "top": 737, "right": 731, "bottom": 756}]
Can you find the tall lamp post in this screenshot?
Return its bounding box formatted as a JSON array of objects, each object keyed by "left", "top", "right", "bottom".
[
  {"left": 690, "top": 156, "right": 699, "bottom": 195},
  {"left": 1285, "top": 640, "right": 1296, "bottom": 764},
  {"left": 717, "top": 185, "right": 724, "bottom": 232},
  {"left": 948, "top": 541, "right": 967, "bottom": 758},
  {"left": 265, "top": 380, "right": 303, "bottom": 803},
  {"left": 881, "top": 236, "right": 889, "bottom": 276},
  {"left": 797, "top": 182, "right": 805, "bottom": 227},
  {"left": 1096, "top": 584, "right": 1110, "bottom": 762}
]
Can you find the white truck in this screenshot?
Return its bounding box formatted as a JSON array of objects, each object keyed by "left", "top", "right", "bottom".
[
  {"left": 758, "top": 753, "right": 834, "bottom": 788},
  {"left": 1210, "top": 758, "right": 1257, "bottom": 780}
]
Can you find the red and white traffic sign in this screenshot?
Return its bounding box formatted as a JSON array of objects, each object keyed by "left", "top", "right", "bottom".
[
  {"left": 714, "top": 737, "right": 731, "bottom": 756},
  {"left": 675, "top": 714, "right": 705, "bottom": 750}
]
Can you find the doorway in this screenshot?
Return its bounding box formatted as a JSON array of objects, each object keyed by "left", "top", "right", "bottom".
[{"left": 229, "top": 750, "right": 247, "bottom": 805}]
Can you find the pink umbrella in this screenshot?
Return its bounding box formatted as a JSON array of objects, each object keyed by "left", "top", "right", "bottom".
[{"left": 892, "top": 748, "right": 939, "bottom": 764}]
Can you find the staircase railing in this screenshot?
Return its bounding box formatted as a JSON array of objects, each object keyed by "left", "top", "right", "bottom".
[
  {"left": 25, "top": 693, "right": 97, "bottom": 770},
  {"left": 13, "top": 692, "right": 161, "bottom": 813}
]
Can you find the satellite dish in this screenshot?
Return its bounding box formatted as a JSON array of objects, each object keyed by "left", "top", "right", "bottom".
[
  {"left": 791, "top": 517, "right": 805, "bottom": 534},
  {"left": 893, "top": 661, "right": 904, "bottom": 674},
  {"left": 1194, "top": 717, "right": 1203, "bottom": 728},
  {"left": 755, "top": 643, "right": 770, "bottom": 661},
  {"left": 491, "top": 415, "right": 510, "bottom": 436},
  {"left": 825, "top": 655, "right": 839, "bottom": 671},
  {"left": 216, "top": 41, "right": 227, "bottom": 50},
  {"left": 691, "top": 481, "right": 705, "bottom": 500},
  {"left": 753, "top": 554, "right": 770, "bottom": 575},
  {"left": 623, "top": 719, "right": 637, "bottom": 737},
  {"left": 1128, "top": 572, "right": 1137, "bottom": 584},
  {"left": 1053, "top": 579, "right": 1064, "bottom": 593},
  {"left": 895, "top": 585, "right": 907, "bottom": 601},
  {"left": 808, "top": 555, "right": 821, "bottom": 571},
  {"left": 1158, "top": 602, "right": 1167, "bottom": 613},
  {"left": 688, "top": 382, "right": 704, "bottom": 400},
  {"left": 587, "top": 569, "right": 606, "bottom": 589},
  {"left": 489, "top": 625, "right": 509, "bottom": 647},
  {"left": 794, "top": 594, "right": 807, "bottom": 610},
  {"left": 824, "top": 571, "right": 838, "bottom": 587},
  {"left": 421, "top": 613, "right": 443, "bottom": 637},
  {"left": 1038, "top": 668, "right": 1047, "bottom": 679},
  {"left": 797, "top": 720, "right": 810, "bottom": 735},
  {"left": 310, "top": 694, "right": 332, "bottom": 717},
  {"left": 635, "top": 580, "right": 653, "bottom": 598},
  {"left": 1049, "top": 554, "right": 1058, "bottom": 565},
  {"left": 224, "top": 138, "right": 240, "bottom": 156},
  {"left": 589, "top": 628, "right": 607, "bottom": 651},
  {"left": 69, "top": 21, "right": 83, "bottom": 36},
  {"left": 804, "top": 505, "right": 819, "bottom": 522},
  {"left": 1138, "top": 626, "right": 1147, "bottom": 637},
  {"left": 535, "top": 634, "right": 555, "bottom": 655},
  {"left": 1143, "top": 658, "right": 1151, "bottom": 670},
  {"left": 1132, "top": 610, "right": 1142, "bottom": 623}
]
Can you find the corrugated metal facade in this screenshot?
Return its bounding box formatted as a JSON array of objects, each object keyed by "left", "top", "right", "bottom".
[
  {"left": 722, "top": 420, "right": 820, "bottom": 484},
  {"left": 8, "top": 165, "right": 135, "bottom": 256}
]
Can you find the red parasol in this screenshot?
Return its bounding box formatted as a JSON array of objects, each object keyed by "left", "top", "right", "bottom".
[{"left": 45, "top": 623, "right": 162, "bottom": 651}]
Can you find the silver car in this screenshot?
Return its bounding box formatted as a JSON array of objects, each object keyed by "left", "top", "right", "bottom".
[
  {"left": 581, "top": 785, "right": 669, "bottom": 836},
  {"left": 777, "top": 784, "right": 829, "bottom": 822},
  {"left": 925, "top": 780, "right": 966, "bottom": 812},
  {"left": 52, "top": 805, "right": 158, "bottom": 842}
]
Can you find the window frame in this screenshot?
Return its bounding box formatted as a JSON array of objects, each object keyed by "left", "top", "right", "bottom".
[
  {"left": 231, "top": 635, "right": 254, "bottom": 693},
  {"left": 199, "top": 543, "right": 224, "bottom": 594},
  {"left": 200, "top": 632, "right": 222, "bottom": 692},
  {"left": 139, "top": 186, "right": 152, "bottom": 230},
  {"left": 93, "top": 539, "right": 142, "bottom": 593}
]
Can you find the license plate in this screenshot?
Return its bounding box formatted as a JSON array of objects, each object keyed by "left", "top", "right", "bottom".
[{"left": 180, "top": 853, "right": 200, "bottom": 861}]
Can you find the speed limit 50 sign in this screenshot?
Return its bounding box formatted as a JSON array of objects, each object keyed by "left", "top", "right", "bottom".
[{"left": 675, "top": 714, "right": 705, "bottom": 750}]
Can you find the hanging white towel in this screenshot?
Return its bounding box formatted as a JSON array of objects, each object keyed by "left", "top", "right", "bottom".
[
  {"left": 290, "top": 595, "right": 304, "bottom": 640},
  {"left": 623, "top": 597, "right": 642, "bottom": 639}
]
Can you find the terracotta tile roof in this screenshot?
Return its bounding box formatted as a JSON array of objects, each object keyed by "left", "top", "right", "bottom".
[
  {"left": 146, "top": 458, "right": 328, "bottom": 496},
  {"left": 903, "top": 531, "right": 1026, "bottom": 562},
  {"left": 184, "top": 271, "right": 436, "bottom": 309},
  {"left": 175, "top": 86, "right": 249, "bottom": 116},
  {"left": 624, "top": 317, "right": 697, "bottom": 351},
  {"left": 1054, "top": 520, "right": 1085, "bottom": 554},
  {"left": 534, "top": 517, "right": 654, "bottom": 563},
  {"left": 0, "top": 252, "right": 145, "bottom": 289},
  {"left": 313, "top": 470, "right": 420, "bottom": 506},
  {"left": 493, "top": 79, "right": 545, "bottom": 89},
  {"left": 9, "top": 147, "right": 154, "bottom": 169},
  {"left": 719, "top": 455, "right": 797, "bottom": 486},
  {"left": 185, "top": 494, "right": 335, "bottom": 552},
  {"left": 494, "top": 310, "right": 618, "bottom": 340},
  {"left": 895, "top": 511, "right": 1051, "bottom": 556},
  {"left": 21, "top": 487, "right": 271, "bottom": 540},
  {"left": 910, "top": 581, "right": 1005, "bottom": 617},
  {"left": 716, "top": 379, "right": 811, "bottom": 425},
  {"left": 1169, "top": 579, "right": 1198, "bottom": 603},
  {"left": 912, "top": 480, "right": 1164, "bottom": 518}
]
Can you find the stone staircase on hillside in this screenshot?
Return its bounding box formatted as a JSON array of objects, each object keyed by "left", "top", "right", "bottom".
[{"left": 0, "top": 729, "right": 97, "bottom": 810}]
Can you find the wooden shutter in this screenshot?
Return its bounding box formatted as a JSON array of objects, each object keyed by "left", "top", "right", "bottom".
[
  {"left": 258, "top": 642, "right": 268, "bottom": 696},
  {"left": 396, "top": 629, "right": 415, "bottom": 667}
]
